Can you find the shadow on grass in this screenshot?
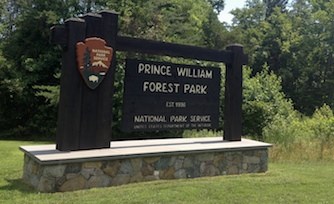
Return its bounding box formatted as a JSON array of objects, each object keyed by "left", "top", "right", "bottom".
[{"left": 0, "top": 178, "right": 36, "bottom": 193}]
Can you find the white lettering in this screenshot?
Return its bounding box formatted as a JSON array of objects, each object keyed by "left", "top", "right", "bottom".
[
  {"left": 92, "top": 49, "right": 111, "bottom": 54},
  {"left": 170, "top": 115, "right": 187, "bottom": 122},
  {"left": 163, "top": 124, "right": 185, "bottom": 128},
  {"left": 177, "top": 67, "right": 213, "bottom": 79},
  {"left": 134, "top": 115, "right": 167, "bottom": 123},
  {"left": 175, "top": 102, "right": 186, "bottom": 107},
  {"left": 190, "top": 115, "right": 211, "bottom": 122},
  {"left": 138, "top": 63, "right": 172, "bottom": 76},
  {"left": 143, "top": 81, "right": 180, "bottom": 93},
  {"left": 166, "top": 101, "right": 175, "bottom": 107},
  {"left": 183, "top": 84, "right": 207, "bottom": 94}
]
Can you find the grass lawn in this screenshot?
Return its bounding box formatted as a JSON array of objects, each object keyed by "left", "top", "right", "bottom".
[{"left": 1, "top": 140, "right": 334, "bottom": 204}]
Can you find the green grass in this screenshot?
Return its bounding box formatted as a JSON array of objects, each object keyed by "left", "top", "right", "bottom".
[{"left": 1, "top": 140, "right": 334, "bottom": 204}]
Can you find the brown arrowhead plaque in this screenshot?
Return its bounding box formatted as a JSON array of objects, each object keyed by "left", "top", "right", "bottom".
[{"left": 76, "top": 37, "right": 113, "bottom": 89}]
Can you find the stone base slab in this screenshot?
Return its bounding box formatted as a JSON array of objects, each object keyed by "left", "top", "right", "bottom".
[{"left": 20, "top": 137, "right": 272, "bottom": 192}]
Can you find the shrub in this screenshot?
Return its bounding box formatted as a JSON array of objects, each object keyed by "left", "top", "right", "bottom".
[
  {"left": 306, "top": 104, "right": 334, "bottom": 159},
  {"left": 264, "top": 104, "right": 334, "bottom": 161},
  {"left": 243, "top": 65, "right": 295, "bottom": 140}
]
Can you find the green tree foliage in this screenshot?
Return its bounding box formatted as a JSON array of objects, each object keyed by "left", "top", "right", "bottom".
[
  {"left": 277, "top": 0, "right": 334, "bottom": 114},
  {"left": 231, "top": 0, "right": 334, "bottom": 115},
  {"left": 231, "top": 0, "right": 294, "bottom": 75},
  {"left": 264, "top": 0, "right": 288, "bottom": 18},
  {"left": 0, "top": 0, "right": 228, "bottom": 138},
  {"left": 108, "top": 0, "right": 217, "bottom": 45},
  {"left": 0, "top": 0, "right": 109, "bottom": 136},
  {"left": 0, "top": 1, "right": 58, "bottom": 136},
  {"left": 207, "top": 0, "right": 225, "bottom": 14},
  {"left": 243, "top": 65, "right": 295, "bottom": 139}
]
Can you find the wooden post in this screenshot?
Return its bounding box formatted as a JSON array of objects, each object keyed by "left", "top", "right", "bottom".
[
  {"left": 52, "top": 11, "right": 118, "bottom": 151},
  {"left": 95, "top": 11, "right": 118, "bottom": 148},
  {"left": 55, "top": 18, "right": 86, "bottom": 151},
  {"left": 224, "top": 44, "right": 247, "bottom": 141}
]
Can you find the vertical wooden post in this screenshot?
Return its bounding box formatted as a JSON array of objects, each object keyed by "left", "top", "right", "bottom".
[
  {"left": 96, "top": 11, "right": 118, "bottom": 147},
  {"left": 55, "top": 18, "right": 86, "bottom": 151},
  {"left": 224, "top": 44, "right": 247, "bottom": 141},
  {"left": 78, "top": 14, "right": 104, "bottom": 150},
  {"left": 53, "top": 11, "right": 118, "bottom": 151}
]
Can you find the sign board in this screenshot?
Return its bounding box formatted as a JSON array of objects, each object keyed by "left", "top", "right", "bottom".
[
  {"left": 122, "top": 59, "right": 221, "bottom": 131},
  {"left": 51, "top": 10, "right": 246, "bottom": 150}
]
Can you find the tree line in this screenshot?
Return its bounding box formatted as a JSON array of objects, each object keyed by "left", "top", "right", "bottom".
[
  {"left": 0, "top": 0, "right": 333, "bottom": 140},
  {"left": 232, "top": 0, "right": 334, "bottom": 114}
]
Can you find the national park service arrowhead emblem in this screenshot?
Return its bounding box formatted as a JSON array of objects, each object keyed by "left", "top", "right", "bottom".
[{"left": 76, "top": 37, "right": 113, "bottom": 89}]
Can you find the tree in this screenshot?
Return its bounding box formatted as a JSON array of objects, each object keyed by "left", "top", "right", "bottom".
[
  {"left": 264, "top": 0, "right": 288, "bottom": 18},
  {"left": 279, "top": 0, "right": 334, "bottom": 114},
  {"left": 243, "top": 65, "right": 295, "bottom": 139},
  {"left": 207, "top": 0, "right": 225, "bottom": 14},
  {"left": 230, "top": 0, "right": 334, "bottom": 115},
  {"left": 0, "top": 0, "right": 110, "bottom": 136}
]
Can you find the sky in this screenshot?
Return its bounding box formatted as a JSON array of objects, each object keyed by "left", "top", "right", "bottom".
[{"left": 218, "top": 0, "right": 247, "bottom": 24}]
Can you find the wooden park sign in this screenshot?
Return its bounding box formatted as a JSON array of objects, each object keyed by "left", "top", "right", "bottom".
[{"left": 51, "top": 11, "right": 247, "bottom": 151}]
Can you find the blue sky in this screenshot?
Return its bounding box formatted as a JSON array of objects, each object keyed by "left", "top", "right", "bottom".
[{"left": 218, "top": 0, "right": 247, "bottom": 24}]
